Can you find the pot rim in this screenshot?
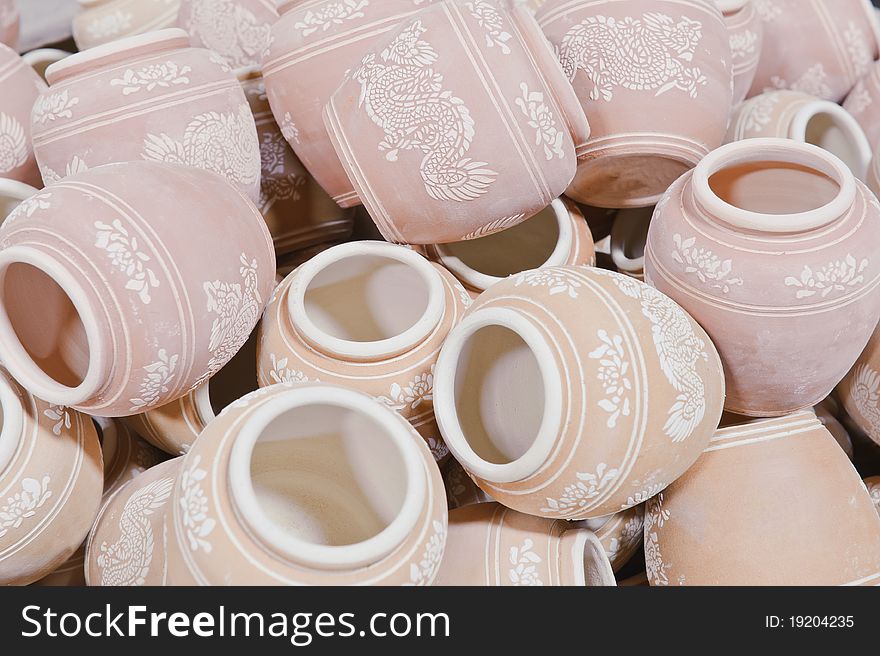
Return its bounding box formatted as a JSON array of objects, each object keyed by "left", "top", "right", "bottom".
[
  {"left": 0, "top": 179, "right": 39, "bottom": 219},
  {"left": 562, "top": 528, "right": 617, "bottom": 587},
  {"left": 788, "top": 98, "right": 873, "bottom": 180},
  {"left": 610, "top": 206, "right": 653, "bottom": 274},
  {"left": 715, "top": 0, "right": 747, "bottom": 14},
  {"left": 0, "top": 371, "right": 25, "bottom": 477}
]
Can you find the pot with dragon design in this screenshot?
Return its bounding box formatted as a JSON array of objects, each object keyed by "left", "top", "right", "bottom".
[
  {"left": 73, "top": 0, "right": 182, "bottom": 51},
  {"left": 177, "top": 0, "right": 277, "bottom": 69}
]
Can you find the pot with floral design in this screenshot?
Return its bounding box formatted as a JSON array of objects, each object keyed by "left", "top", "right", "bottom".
[
  {"left": 0, "top": 44, "right": 46, "bottom": 188},
  {"left": 645, "top": 139, "right": 880, "bottom": 416},
  {"left": 258, "top": 241, "right": 469, "bottom": 462},
  {"left": 425, "top": 198, "right": 594, "bottom": 298},
  {"left": 32, "top": 29, "right": 261, "bottom": 201},
  {"left": 177, "top": 0, "right": 277, "bottom": 69},
  {"left": 867, "top": 476, "right": 880, "bottom": 516},
  {"left": 0, "top": 161, "right": 275, "bottom": 417},
  {"left": 748, "top": 0, "right": 879, "bottom": 102},
  {"left": 324, "top": 0, "right": 591, "bottom": 243},
  {"left": 434, "top": 502, "right": 615, "bottom": 586},
  {"left": 844, "top": 60, "right": 880, "bottom": 152},
  {"left": 718, "top": 0, "right": 763, "bottom": 105},
  {"left": 162, "top": 383, "right": 447, "bottom": 585},
  {"left": 433, "top": 265, "right": 725, "bottom": 519},
  {"left": 610, "top": 206, "right": 653, "bottom": 280},
  {"left": 73, "top": 0, "right": 182, "bottom": 51},
  {"left": 577, "top": 504, "right": 645, "bottom": 572},
  {"left": 0, "top": 367, "right": 103, "bottom": 586},
  {"left": 0, "top": 0, "right": 18, "bottom": 49},
  {"left": 643, "top": 412, "right": 880, "bottom": 585},
  {"left": 239, "top": 66, "right": 353, "bottom": 257},
  {"left": 535, "top": 0, "right": 732, "bottom": 208},
  {"left": 727, "top": 90, "right": 873, "bottom": 179},
  {"left": 0, "top": 179, "right": 38, "bottom": 226}
]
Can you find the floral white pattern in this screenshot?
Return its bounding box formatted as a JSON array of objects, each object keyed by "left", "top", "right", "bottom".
[
  {"left": 279, "top": 112, "right": 300, "bottom": 145},
  {"left": 784, "top": 256, "right": 869, "bottom": 300},
  {"left": 509, "top": 538, "right": 543, "bottom": 585},
  {"left": 43, "top": 405, "right": 71, "bottom": 436},
  {"left": 0, "top": 113, "right": 27, "bottom": 174},
  {"left": 844, "top": 21, "right": 873, "bottom": 80},
  {"left": 5, "top": 193, "right": 52, "bottom": 226},
  {"left": 466, "top": 0, "right": 513, "bottom": 54},
  {"left": 589, "top": 330, "right": 632, "bottom": 429},
  {"left": 514, "top": 268, "right": 582, "bottom": 298},
  {"left": 729, "top": 29, "right": 758, "bottom": 59},
  {"left": 110, "top": 62, "right": 192, "bottom": 95},
  {"left": 40, "top": 155, "right": 88, "bottom": 185},
  {"left": 846, "top": 80, "right": 872, "bottom": 115},
  {"left": 258, "top": 132, "right": 306, "bottom": 212},
  {"left": 462, "top": 214, "right": 525, "bottom": 240},
  {"left": 607, "top": 511, "right": 645, "bottom": 564},
  {"left": 671, "top": 234, "right": 743, "bottom": 294},
  {"left": 644, "top": 493, "right": 669, "bottom": 586},
  {"left": 753, "top": 0, "right": 781, "bottom": 22},
  {"left": 377, "top": 366, "right": 434, "bottom": 411},
  {"left": 182, "top": 0, "right": 273, "bottom": 68},
  {"left": 541, "top": 463, "right": 619, "bottom": 517},
  {"left": 406, "top": 519, "right": 446, "bottom": 585},
  {"left": 129, "top": 350, "right": 179, "bottom": 412},
  {"left": 267, "top": 353, "right": 313, "bottom": 385},
  {"left": 86, "top": 10, "right": 133, "bottom": 40},
  {"left": 770, "top": 63, "right": 831, "bottom": 99},
  {"left": 625, "top": 482, "right": 663, "bottom": 508},
  {"left": 32, "top": 90, "right": 80, "bottom": 125},
  {"left": 294, "top": 0, "right": 370, "bottom": 37},
  {"left": 848, "top": 364, "right": 880, "bottom": 439},
  {"left": 0, "top": 476, "right": 51, "bottom": 538},
  {"left": 742, "top": 91, "right": 780, "bottom": 132},
  {"left": 179, "top": 455, "right": 216, "bottom": 553},
  {"left": 95, "top": 219, "right": 160, "bottom": 304},
  {"left": 514, "top": 83, "right": 565, "bottom": 160}
]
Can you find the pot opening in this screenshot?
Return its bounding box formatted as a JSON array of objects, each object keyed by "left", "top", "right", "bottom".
[
  {"left": 796, "top": 103, "right": 872, "bottom": 179},
  {"left": 198, "top": 331, "right": 259, "bottom": 422},
  {"left": 709, "top": 162, "right": 839, "bottom": 216},
  {"left": 574, "top": 530, "right": 616, "bottom": 587}
]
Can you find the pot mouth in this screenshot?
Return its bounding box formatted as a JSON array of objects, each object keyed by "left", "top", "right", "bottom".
[
  {"left": 691, "top": 138, "right": 856, "bottom": 233},
  {"left": 227, "top": 385, "right": 427, "bottom": 570},
  {"left": 22, "top": 49, "right": 72, "bottom": 82},
  {"left": 0, "top": 180, "right": 39, "bottom": 223},
  {"left": 432, "top": 199, "right": 572, "bottom": 292},
  {"left": 47, "top": 28, "right": 190, "bottom": 85},
  {"left": 564, "top": 529, "right": 617, "bottom": 587},
  {"left": 610, "top": 206, "right": 653, "bottom": 273},
  {"left": 0, "top": 245, "right": 104, "bottom": 407},
  {"left": 0, "top": 371, "right": 25, "bottom": 477},
  {"left": 193, "top": 331, "right": 259, "bottom": 424},
  {"left": 789, "top": 100, "right": 873, "bottom": 180},
  {"left": 715, "top": 0, "right": 747, "bottom": 14},
  {"left": 92, "top": 416, "right": 117, "bottom": 477},
  {"left": 434, "top": 306, "right": 562, "bottom": 484},
  {"left": 287, "top": 241, "right": 445, "bottom": 361}
]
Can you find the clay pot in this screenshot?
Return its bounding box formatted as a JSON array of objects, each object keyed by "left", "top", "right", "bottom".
[
  {"left": 324, "top": 0, "right": 590, "bottom": 244},
  {"left": 442, "top": 457, "right": 492, "bottom": 509},
  {"left": 21, "top": 49, "right": 73, "bottom": 83},
  {"left": 719, "top": 0, "right": 763, "bottom": 105},
  {"left": 578, "top": 505, "right": 645, "bottom": 572},
  {"left": 536, "top": 0, "right": 732, "bottom": 208},
  {"left": 239, "top": 66, "right": 353, "bottom": 256},
  {"left": 610, "top": 207, "right": 653, "bottom": 281},
  {"left": 0, "top": 367, "right": 102, "bottom": 586},
  {"left": 0, "top": 44, "right": 46, "bottom": 188},
  {"left": 433, "top": 502, "right": 615, "bottom": 586},
  {"left": 844, "top": 60, "right": 880, "bottom": 151},
  {"left": 835, "top": 322, "right": 880, "bottom": 449},
  {"left": 644, "top": 412, "right": 880, "bottom": 585},
  {"left": 258, "top": 241, "right": 469, "bottom": 462},
  {"left": 163, "top": 383, "right": 447, "bottom": 585},
  {"left": 0, "top": 161, "right": 275, "bottom": 417},
  {"left": 866, "top": 476, "right": 880, "bottom": 516},
  {"left": 73, "top": 0, "right": 182, "bottom": 51},
  {"left": 0, "top": 0, "right": 18, "bottom": 49},
  {"left": 645, "top": 138, "right": 880, "bottom": 416},
  {"left": 123, "top": 329, "right": 260, "bottom": 455},
  {"left": 425, "top": 199, "right": 594, "bottom": 296},
  {"left": 727, "top": 90, "right": 873, "bottom": 179},
  {"left": 433, "top": 266, "right": 725, "bottom": 519},
  {"left": 33, "top": 29, "right": 261, "bottom": 201},
  {"left": 0, "top": 179, "right": 38, "bottom": 225},
  {"left": 177, "top": 0, "right": 277, "bottom": 69},
  {"left": 748, "top": 0, "right": 879, "bottom": 102}
]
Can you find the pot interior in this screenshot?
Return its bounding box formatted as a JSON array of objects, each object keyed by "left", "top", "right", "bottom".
[{"left": 803, "top": 111, "right": 864, "bottom": 177}]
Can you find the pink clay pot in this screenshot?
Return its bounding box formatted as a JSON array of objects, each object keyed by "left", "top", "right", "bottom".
[
  {"left": 434, "top": 502, "right": 616, "bottom": 586},
  {"left": 324, "top": 0, "right": 590, "bottom": 244},
  {"left": 718, "top": 0, "right": 763, "bottom": 105},
  {"left": 0, "top": 0, "right": 18, "bottom": 49},
  {"left": 0, "top": 179, "right": 39, "bottom": 225},
  {"left": 0, "top": 44, "right": 46, "bottom": 188},
  {"left": 835, "top": 322, "right": 880, "bottom": 450},
  {"left": 578, "top": 505, "right": 645, "bottom": 572},
  {"left": 73, "top": 0, "right": 182, "bottom": 51},
  {"left": 536, "top": 0, "right": 732, "bottom": 208},
  {"left": 844, "top": 61, "right": 880, "bottom": 151},
  {"left": 748, "top": 0, "right": 880, "bottom": 102},
  {"left": 645, "top": 139, "right": 880, "bottom": 417},
  {"left": 33, "top": 29, "right": 261, "bottom": 201},
  {"left": 0, "top": 161, "right": 275, "bottom": 417},
  {"left": 177, "top": 0, "right": 277, "bottom": 69}
]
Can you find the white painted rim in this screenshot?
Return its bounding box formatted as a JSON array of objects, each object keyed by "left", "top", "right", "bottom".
[
  {"left": 0, "top": 371, "right": 25, "bottom": 477},
  {"left": 227, "top": 385, "right": 427, "bottom": 570},
  {"left": 0, "top": 245, "right": 104, "bottom": 406},
  {"left": 691, "top": 138, "right": 856, "bottom": 232},
  {"left": 716, "top": 0, "right": 747, "bottom": 14},
  {"left": 22, "top": 49, "right": 71, "bottom": 77},
  {"left": 193, "top": 380, "right": 215, "bottom": 427},
  {"left": 0, "top": 179, "right": 38, "bottom": 222},
  {"left": 789, "top": 99, "right": 873, "bottom": 180},
  {"left": 288, "top": 241, "right": 445, "bottom": 361},
  {"left": 434, "top": 306, "right": 562, "bottom": 484},
  {"left": 568, "top": 529, "right": 617, "bottom": 587}
]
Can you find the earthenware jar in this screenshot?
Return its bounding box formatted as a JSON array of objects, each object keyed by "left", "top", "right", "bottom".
[
  {"left": 33, "top": 29, "right": 261, "bottom": 201},
  {"left": 124, "top": 330, "right": 260, "bottom": 455},
  {"left": 0, "top": 179, "right": 38, "bottom": 225},
  {"left": 425, "top": 199, "right": 594, "bottom": 297},
  {"left": 73, "top": 0, "right": 182, "bottom": 51},
  {"left": 239, "top": 66, "right": 353, "bottom": 256},
  {"left": 325, "top": 0, "right": 591, "bottom": 243},
  {"left": 748, "top": 0, "right": 879, "bottom": 102},
  {"left": 727, "top": 90, "right": 873, "bottom": 179},
  {"left": 719, "top": 0, "right": 763, "bottom": 105},
  {"left": 0, "top": 161, "right": 275, "bottom": 417},
  {"left": 610, "top": 207, "right": 653, "bottom": 280},
  {"left": 0, "top": 368, "right": 102, "bottom": 586},
  {"left": 433, "top": 266, "right": 725, "bottom": 519},
  {"left": 578, "top": 505, "right": 645, "bottom": 572},
  {"left": 835, "top": 322, "right": 880, "bottom": 448},
  {"left": 644, "top": 412, "right": 880, "bottom": 585},
  {"left": 258, "top": 241, "right": 468, "bottom": 462},
  {"left": 536, "top": 0, "right": 732, "bottom": 208},
  {"left": 434, "top": 502, "right": 615, "bottom": 586},
  {"left": 0, "top": 0, "right": 18, "bottom": 49},
  {"left": 645, "top": 138, "right": 880, "bottom": 416},
  {"left": 22, "top": 49, "right": 73, "bottom": 83},
  {"left": 163, "top": 383, "right": 447, "bottom": 585},
  {"left": 846, "top": 61, "right": 880, "bottom": 151},
  {"left": 177, "top": 0, "right": 277, "bottom": 69},
  {"left": 0, "top": 44, "right": 46, "bottom": 188},
  {"left": 442, "top": 457, "right": 492, "bottom": 509},
  {"left": 867, "top": 476, "right": 880, "bottom": 516},
  {"left": 85, "top": 456, "right": 182, "bottom": 586}
]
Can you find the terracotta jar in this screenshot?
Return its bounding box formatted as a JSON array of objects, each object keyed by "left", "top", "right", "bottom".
[
  {"left": 0, "top": 44, "right": 46, "bottom": 188},
  {"left": 536, "top": 0, "right": 732, "bottom": 208},
  {"left": 73, "top": 0, "right": 182, "bottom": 51},
  {"left": 177, "top": 0, "right": 277, "bottom": 69},
  {"left": 578, "top": 505, "right": 645, "bottom": 572},
  {"left": 727, "top": 90, "right": 873, "bottom": 179},
  {"left": 433, "top": 266, "right": 725, "bottom": 519},
  {"left": 239, "top": 66, "right": 353, "bottom": 257},
  {"left": 433, "top": 502, "right": 615, "bottom": 586},
  {"left": 0, "top": 161, "right": 275, "bottom": 417},
  {"left": 0, "top": 179, "right": 38, "bottom": 225},
  {"left": 645, "top": 138, "right": 880, "bottom": 416},
  {"left": 22, "top": 49, "right": 73, "bottom": 83},
  {"left": 644, "top": 412, "right": 880, "bottom": 585},
  {"left": 425, "top": 199, "right": 594, "bottom": 297},
  {"left": 867, "top": 476, "right": 880, "bottom": 516},
  {"left": 325, "top": 0, "right": 591, "bottom": 244},
  {"left": 0, "top": 367, "right": 102, "bottom": 586},
  {"left": 748, "top": 0, "right": 879, "bottom": 102},
  {"left": 844, "top": 61, "right": 880, "bottom": 151},
  {"left": 162, "top": 383, "right": 447, "bottom": 585},
  {"left": 610, "top": 207, "right": 653, "bottom": 281},
  {"left": 719, "top": 0, "right": 763, "bottom": 105},
  {"left": 33, "top": 29, "right": 261, "bottom": 201},
  {"left": 0, "top": 0, "right": 18, "bottom": 49},
  {"left": 442, "top": 457, "right": 492, "bottom": 509},
  {"left": 835, "top": 321, "right": 880, "bottom": 448},
  {"left": 258, "top": 241, "right": 469, "bottom": 462}
]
